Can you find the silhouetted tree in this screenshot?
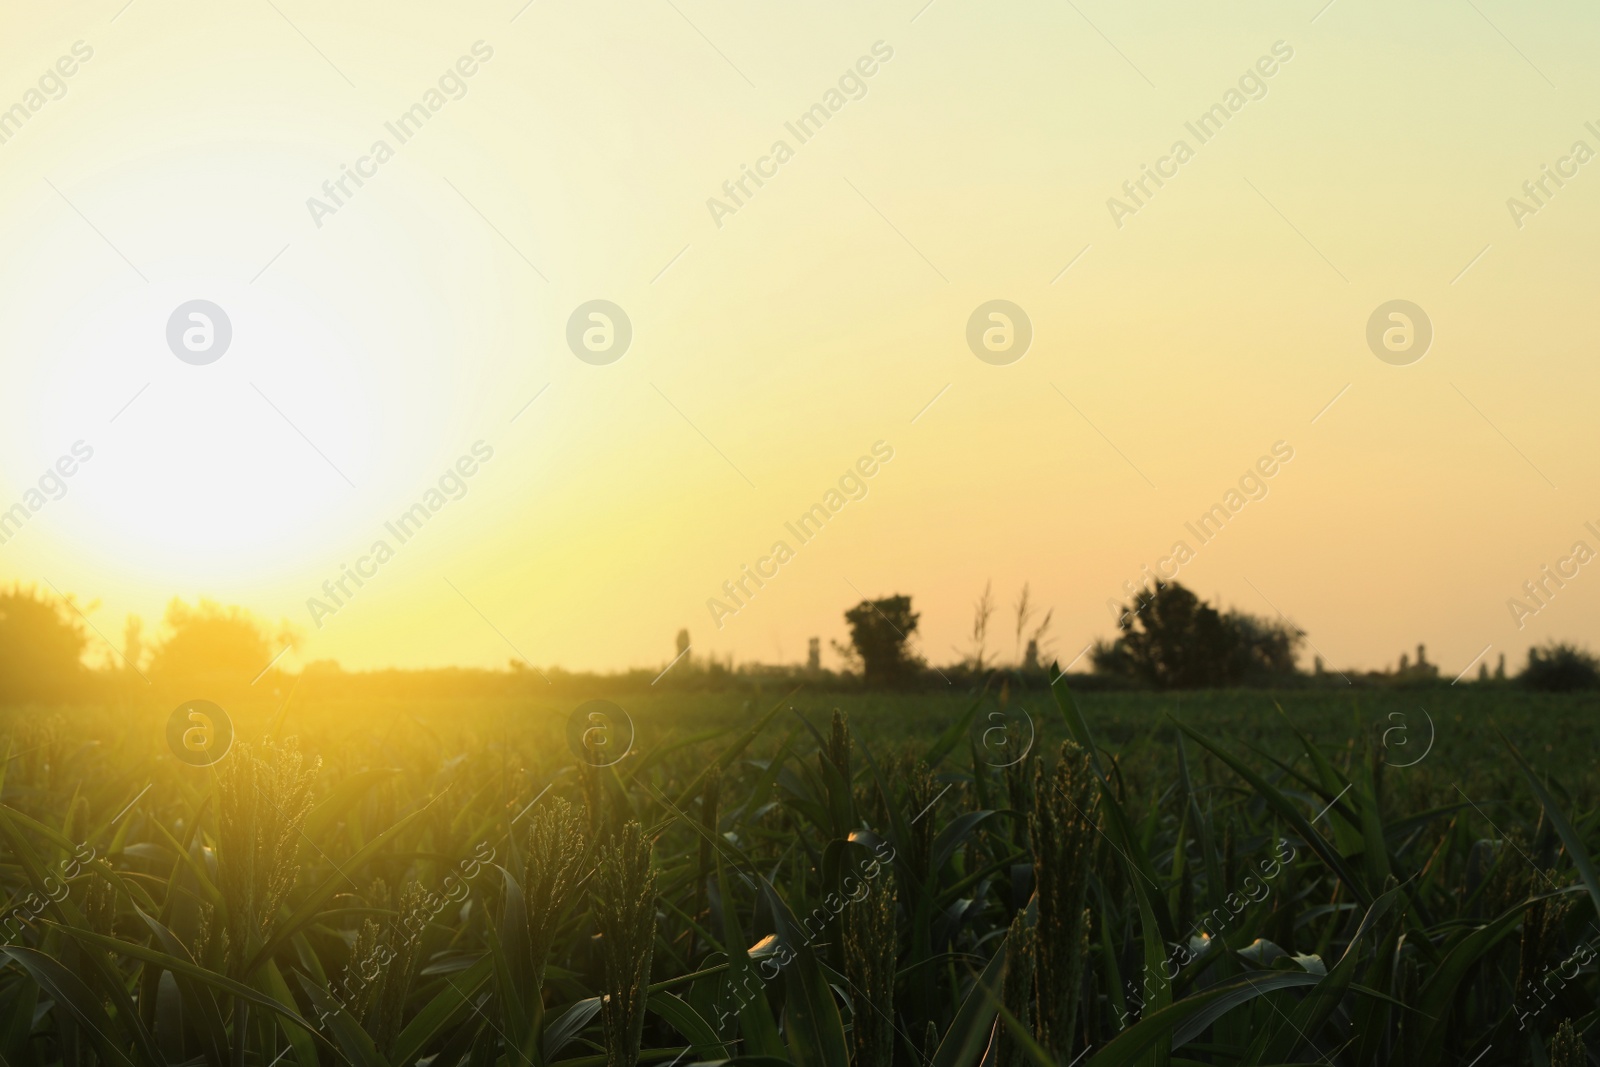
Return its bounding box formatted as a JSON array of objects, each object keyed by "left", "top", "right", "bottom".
[
  {"left": 1519, "top": 642, "right": 1600, "bottom": 692},
  {"left": 0, "top": 586, "right": 89, "bottom": 703},
  {"left": 148, "top": 599, "right": 294, "bottom": 691},
  {"left": 1091, "top": 581, "right": 1302, "bottom": 688},
  {"left": 837, "top": 595, "right": 922, "bottom": 688}
]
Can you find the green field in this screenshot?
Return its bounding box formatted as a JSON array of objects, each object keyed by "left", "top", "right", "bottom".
[{"left": 1, "top": 684, "right": 1596, "bottom": 1066}]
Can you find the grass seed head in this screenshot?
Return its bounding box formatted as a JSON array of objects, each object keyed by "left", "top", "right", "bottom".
[
  {"left": 1029, "top": 742, "right": 1097, "bottom": 1063},
  {"left": 826, "top": 709, "right": 851, "bottom": 781},
  {"left": 1517, "top": 869, "right": 1574, "bottom": 992},
  {"left": 342, "top": 881, "right": 429, "bottom": 1050},
  {"left": 217, "top": 738, "right": 320, "bottom": 968},
  {"left": 903, "top": 757, "right": 939, "bottom": 884},
  {"left": 525, "top": 795, "right": 588, "bottom": 992},
  {"left": 1551, "top": 1019, "right": 1585, "bottom": 1067},
  {"left": 593, "top": 820, "right": 657, "bottom": 1067},
  {"left": 842, "top": 879, "right": 896, "bottom": 1067},
  {"left": 998, "top": 908, "right": 1036, "bottom": 1067}
]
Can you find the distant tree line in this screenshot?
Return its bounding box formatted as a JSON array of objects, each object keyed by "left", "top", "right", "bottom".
[
  {"left": 0, "top": 586, "right": 294, "bottom": 703},
  {"left": 3, "top": 579, "right": 1599, "bottom": 702},
  {"left": 834, "top": 580, "right": 1600, "bottom": 693}
]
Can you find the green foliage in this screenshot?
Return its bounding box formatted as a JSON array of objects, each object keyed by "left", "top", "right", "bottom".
[
  {"left": 1092, "top": 580, "right": 1303, "bottom": 687},
  {"left": 1519, "top": 641, "right": 1600, "bottom": 692},
  {"left": 0, "top": 683, "right": 1596, "bottom": 1066},
  {"left": 1549, "top": 1019, "right": 1586, "bottom": 1066},
  {"left": 837, "top": 595, "right": 923, "bottom": 687},
  {"left": 0, "top": 586, "right": 89, "bottom": 703},
  {"left": 594, "top": 821, "right": 657, "bottom": 1067},
  {"left": 841, "top": 869, "right": 895, "bottom": 1067},
  {"left": 1027, "top": 743, "right": 1096, "bottom": 1062},
  {"left": 148, "top": 598, "right": 294, "bottom": 692}
]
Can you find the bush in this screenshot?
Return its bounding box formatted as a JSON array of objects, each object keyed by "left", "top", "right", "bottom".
[
  {"left": 148, "top": 598, "right": 295, "bottom": 693},
  {"left": 1091, "top": 580, "right": 1303, "bottom": 689},
  {"left": 1520, "top": 641, "right": 1600, "bottom": 692},
  {"left": 0, "top": 586, "right": 90, "bottom": 704}
]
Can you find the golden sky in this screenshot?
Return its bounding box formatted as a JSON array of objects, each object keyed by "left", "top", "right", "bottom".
[{"left": 2, "top": 0, "right": 1598, "bottom": 676}]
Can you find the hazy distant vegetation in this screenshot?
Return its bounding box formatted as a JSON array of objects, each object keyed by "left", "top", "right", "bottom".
[{"left": 1, "top": 580, "right": 1596, "bottom": 704}]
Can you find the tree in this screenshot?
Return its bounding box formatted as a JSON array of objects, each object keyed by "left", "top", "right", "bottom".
[
  {"left": 1091, "top": 581, "right": 1302, "bottom": 689},
  {"left": 148, "top": 599, "right": 295, "bottom": 691},
  {"left": 1519, "top": 642, "right": 1600, "bottom": 692},
  {"left": 0, "top": 585, "right": 90, "bottom": 703},
  {"left": 836, "top": 595, "right": 923, "bottom": 688}
]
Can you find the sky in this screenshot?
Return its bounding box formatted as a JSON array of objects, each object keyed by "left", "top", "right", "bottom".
[{"left": 2, "top": 0, "right": 1599, "bottom": 678}]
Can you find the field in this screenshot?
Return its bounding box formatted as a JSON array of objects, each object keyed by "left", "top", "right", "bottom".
[{"left": 1, "top": 683, "right": 1597, "bottom": 1066}]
